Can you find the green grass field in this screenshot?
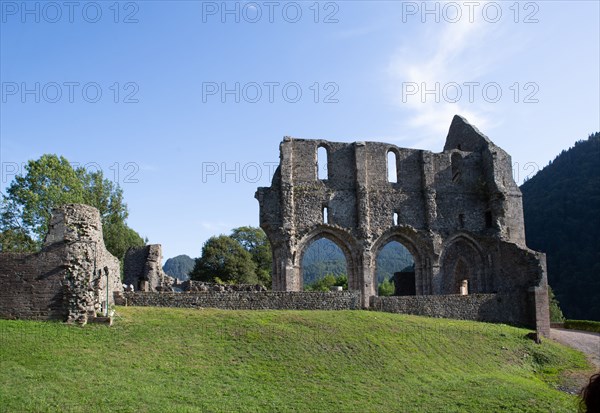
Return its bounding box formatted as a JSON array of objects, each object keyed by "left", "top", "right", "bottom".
[{"left": 0, "top": 307, "right": 593, "bottom": 412}]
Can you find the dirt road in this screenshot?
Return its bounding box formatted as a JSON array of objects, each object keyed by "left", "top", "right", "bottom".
[{"left": 550, "top": 328, "right": 600, "bottom": 369}]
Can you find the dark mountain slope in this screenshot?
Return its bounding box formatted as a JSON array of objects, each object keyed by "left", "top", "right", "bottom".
[{"left": 521, "top": 132, "right": 600, "bottom": 320}]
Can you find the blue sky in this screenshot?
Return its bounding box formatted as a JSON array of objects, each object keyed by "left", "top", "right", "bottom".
[{"left": 1, "top": 1, "right": 599, "bottom": 261}]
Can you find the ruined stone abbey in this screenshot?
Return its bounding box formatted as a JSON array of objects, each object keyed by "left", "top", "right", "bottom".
[
  {"left": 0, "top": 115, "right": 550, "bottom": 336},
  {"left": 256, "top": 115, "right": 550, "bottom": 335}
]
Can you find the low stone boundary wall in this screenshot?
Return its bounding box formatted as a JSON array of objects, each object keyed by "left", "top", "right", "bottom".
[
  {"left": 370, "top": 293, "right": 530, "bottom": 326},
  {"left": 114, "top": 291, "right": 540, "bottom": 332},
  {"left": 116, "top": 291, "right": 362, "bottom": 310}
]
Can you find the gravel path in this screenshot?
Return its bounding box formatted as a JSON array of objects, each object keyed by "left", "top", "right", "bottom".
[{"left": 550, "top": 328, "right": 600, "bottom": 370}]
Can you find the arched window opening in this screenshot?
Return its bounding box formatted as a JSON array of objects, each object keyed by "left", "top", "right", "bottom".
[
  {"left": 387, "top": 150, "right": 398, "bottom": 183},
  {"left": 323, "top": 206, "right": 329, "bottom": 224},
  {"left": 301, "top": 238, "right": 347, "bottom": 291},
  {"left": 451, "top": 153, "right": 462, "bottom": 182},
  {"left": 376, "top": 241, "right": 415, "bottom": 296},
  {"left": 393, "top": 212, "right": 399, "bottom": 226},
  {"left": 317, "top": 146, "right": 328, "bottom": 180}
]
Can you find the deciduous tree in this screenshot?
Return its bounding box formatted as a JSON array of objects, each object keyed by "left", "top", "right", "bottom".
[
  {"left": 0, "top": 154, "right": 144, "bottom": 258},
  {"left": 230, "top": 226, "right": 272, "bottom": 286},
  {"left": 190, "top": 235, "right": 258, "bottom": 284}
]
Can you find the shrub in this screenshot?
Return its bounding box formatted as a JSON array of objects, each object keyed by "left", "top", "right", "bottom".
[
  {"left": 305, "top": 274, "right": 347, "bottom": 291},
  {"left": 378, "top": 278, "right": 395, "bottom": 296},
  {"left": 563, "top": 320, "right": 600, "bottom": 333},
  {"left": 548, "top": 286, "right": 565, "bottom": 322}
]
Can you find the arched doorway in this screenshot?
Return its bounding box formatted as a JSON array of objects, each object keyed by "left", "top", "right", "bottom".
[
  {"left": 375, "top": 241, "right": 416, "bottom": 296},
  {"left": 440, "top": 236, "right": 486, "bottom": 294},
  {"left": 301, "top": 238, "right": 348, "bottom": 290}
]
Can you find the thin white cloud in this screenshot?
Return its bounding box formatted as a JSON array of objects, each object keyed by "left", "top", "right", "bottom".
[
  {"left": 386, "top": 2, "right": 509, "bottom": 148},
  {"left": 197, "top": 221, "right": 233, "bottom": 234}
]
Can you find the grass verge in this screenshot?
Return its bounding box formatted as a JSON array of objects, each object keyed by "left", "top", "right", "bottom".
[{"left": 0, "top": 307, "right": 593, "bottom": 412}]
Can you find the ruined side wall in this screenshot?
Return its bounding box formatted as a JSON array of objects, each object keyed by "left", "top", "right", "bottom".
[
  {"left": 0, "top": 247, "right": 66, "bottom": 320},
  {"left": 123, "top": 247, "right": 148, "bottom": 287},
  {"left": 116, "top": 291, "right": 361, "bottom": 310},
  {"left": 124, "top": 244, "right": 174, "bottom": 291}
]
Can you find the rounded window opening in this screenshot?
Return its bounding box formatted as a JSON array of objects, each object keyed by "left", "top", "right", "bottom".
[
  {"left": 317, "top": 146, "right": 328, "bottom": 180},
  {"left": 301, "top": 238, "right": 347, "bottom": 291},
  {"left": 376, "top": 241, "right": 415, "bottom": 296},
  {"left": 387, "top": 150, "right": 398, "bottom": 183}
]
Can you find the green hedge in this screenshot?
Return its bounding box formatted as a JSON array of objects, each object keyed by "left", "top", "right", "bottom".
[{"left": 563, "top": 319, "right": 600, "bottom": 333}]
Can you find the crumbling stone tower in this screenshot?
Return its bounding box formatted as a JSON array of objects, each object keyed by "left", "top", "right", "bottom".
[
  {"left": 256, "top": 115, "right": 550, "bottom": 335},
  {"left": 0, "top": 204, "right": 122, "bottom": 324}
]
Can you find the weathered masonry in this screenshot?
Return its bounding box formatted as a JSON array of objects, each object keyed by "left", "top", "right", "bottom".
[
  {"left": 124, "top": 244, "right": 175, "bottom": 291},
  {"left": 0, "top": 204, "right": 122, "bottom": 324},
  {"left": 255, "top": 115, "right": 550, "bottom": 335}
]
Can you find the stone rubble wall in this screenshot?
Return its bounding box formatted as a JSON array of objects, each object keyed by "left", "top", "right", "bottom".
[
  {"left": 115, "top": 291, "right": 362, "bottom": 310},
  {"left": 0, "top": 246, "right": 67, "bottom": 320},
  {"left": 370, "top": 293, "right": 533, "bottom": 326},
  {"left": 181, "top": 280, "right": 267, "bottom": 292}
]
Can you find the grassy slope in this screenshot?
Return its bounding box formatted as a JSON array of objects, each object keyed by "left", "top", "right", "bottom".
[{"left": 0, "top": 307, "right": 592, "bottom": 413}]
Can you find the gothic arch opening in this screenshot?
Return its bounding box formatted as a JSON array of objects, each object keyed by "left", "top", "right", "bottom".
[
  {"left": 300, "top": 237, "right": 349, "bottom": 291},
  {"left": 440, "top": 237, "right": 486, "bottom": 294},
  {"left": 375, "top": 240, "right": 415, "bottom": 296}
]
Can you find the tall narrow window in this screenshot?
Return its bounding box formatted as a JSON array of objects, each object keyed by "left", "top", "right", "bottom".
[
  {"left": 387, "top": 150, "right": 397, "bottom": 183},
  {"left": 323, "top": 207, "right": 328, "bottom": 224},
  {"left": 317, "top": 146, "right": 328, "bottom": 180},
  {"left": 485, "top": 211, "right": 493, "bottom": 228},
  {"left": 393, "top": 212, "right": 399, "bottom": 226},
  {"left": 451, "top": 153, "right": 462, "bottom": 182}
]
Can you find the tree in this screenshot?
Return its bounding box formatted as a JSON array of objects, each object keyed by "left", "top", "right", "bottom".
[
  {"left": 190, "top": 235, "right": 258, "bottom": 284},
  {"left": 230, "top": 226, "right": 272, "bottom": 287},
  {"left": 0, "top": 154, "right": 144, "bottom": 259},
  {"left": 0, "top": 228, "right": 36, "bottom": 252},
  {"left": 548, "top": 286, "right": 565, "bottom": 323},
  {"left": 378, "top": 278, "right": 395, "bottom": 296},
  {"left": 305, "top": 274, "right": 347, "bottom": 292},
  {"left": 521, "top": 132, "right": 600, "bottom": 321}
]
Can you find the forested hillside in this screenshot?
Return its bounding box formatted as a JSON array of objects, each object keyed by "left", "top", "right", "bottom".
[
  {"left": 163, "top": 254, "right": 195, "bottom": 281},
  {"left": 521, "top": 132, "right": 600, "bottom": 321}
]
